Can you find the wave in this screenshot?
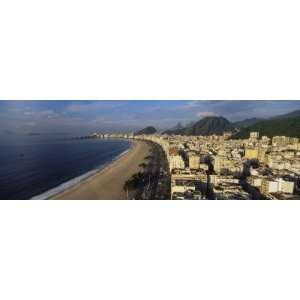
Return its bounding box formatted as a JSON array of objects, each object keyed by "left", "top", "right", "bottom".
[{"left": 30, "top": 146, "right": 132, "bottom": 200}]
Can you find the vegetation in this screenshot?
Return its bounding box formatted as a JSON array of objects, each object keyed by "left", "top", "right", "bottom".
[
  {"left": 232, "top": 116, "right": 300, "bottom": 139},
  {"left": 271, "top": 109, "right": 300, "bottom": 119},
  {"left": 144, "top": 155, "right": 153, "bottom": 161},
  {"left": 233, "top": 118, "right": 263, "bottom": 128},
  {"left": 123, "top": 172, "right": 144, "bottom": 199},
  {"left": 139, "top": 162, "right": 147, "bottom": 169}
]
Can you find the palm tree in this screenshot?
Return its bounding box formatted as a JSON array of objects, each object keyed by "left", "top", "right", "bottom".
[
  {"left": 139, "top": 162, "right": 147, "bottom": 170},
  {"left": 123, "top": 179, "right": 135, "bottom": 199},
  {"left": 123, "top": 172, "right": 144, "bottom": 199}
]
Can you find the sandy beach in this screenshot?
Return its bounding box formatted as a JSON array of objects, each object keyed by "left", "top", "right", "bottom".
[{"left": 52, "top": 140, "right": 151, "bottom": 200}]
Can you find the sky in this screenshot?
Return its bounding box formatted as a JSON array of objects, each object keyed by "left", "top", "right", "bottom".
[{"left": 1, "top": 100, "right": 300, "bottom": 135}]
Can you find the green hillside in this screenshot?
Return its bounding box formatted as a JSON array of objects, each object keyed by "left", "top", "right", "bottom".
[
  {"left": 233, "top": 118, "right": 263, "bottom": 128},
  {"left": 232, "top": 116, "right": 300, "bottom": 139}
]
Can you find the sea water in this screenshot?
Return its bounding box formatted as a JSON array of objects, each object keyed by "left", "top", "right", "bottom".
[{"left": 0, "top": 137, "right": 132, "bottom": 199}]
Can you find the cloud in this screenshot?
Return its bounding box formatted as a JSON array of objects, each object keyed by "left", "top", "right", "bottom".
[
  {"left": 196, "top": 111, "right": 219, "bottom": 118},
  {"left": 66, "top": 101, "right": 125, "bottom": 113},
  {"left": 2, "top": 100, "right": 300, "bottom": 135},
  {"left": 182, "top": 101, "right": 200, "bottom": 109}
]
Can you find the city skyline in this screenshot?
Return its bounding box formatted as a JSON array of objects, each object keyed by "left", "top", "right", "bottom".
[{"left": 1, "top": 100, "right": 300, "bottom": 135}]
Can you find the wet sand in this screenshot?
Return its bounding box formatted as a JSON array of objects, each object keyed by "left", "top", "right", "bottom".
[{"left": 52, "top": 140, "right": 151, "bottom": 200}]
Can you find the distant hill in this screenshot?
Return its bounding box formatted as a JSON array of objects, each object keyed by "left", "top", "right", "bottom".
[
  {"left": 234, "top": 118, "right": 263, "bottom": 128},
  {"left": 185, "top": 121, "right": 196, "bottom": 128},
  {"left": 167, "top": 122, "right": 184, "bottom": 131},
  {"left": 164, "top": 116, "right": 236, "bottom": 136},
  {"left": 135, "top": 126, "right": 157, "bottom": 135},
  {"left": 271, "top": 109, "right": 300, "bottom": 119},
  {"left": 232, "top": 116, "right": 300, "bottom": 139}
]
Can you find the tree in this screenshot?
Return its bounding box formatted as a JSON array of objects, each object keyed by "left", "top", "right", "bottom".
[
  {"left": 139, "top": 162, "right": 147, "bottom": 169},
  {"left": 123, "top": 179, "right": 135, "bottom": 199},
  {"left": 123, "top": 172, "right": 144, "bottom": 199}
]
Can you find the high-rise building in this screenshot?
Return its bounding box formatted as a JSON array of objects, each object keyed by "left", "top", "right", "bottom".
[
  {"left": 188, "top": 154, "right": 200, "bottom": 170},
  {"left": 260, "top": 178, "right": 294, "bottom": 194},
  {"left": 260, "top": 179, "right": 278, "bottom": 194},
  {"left": 261, "top": 136, "right": 270, "bottom": 145},
  {"left": 272, "top": 136, "right": 289, "bottom": 146},
  {"left": 250, "top": 132, "right": 259, "bottom": 139},
  {"left": 290, "top": 137, "right": 299, "bottom": 145},
  {"left": 245, "top": 148, "right": 259, "bottom": 160},
  {"left": 169, "top": 155, "right": 185, "bottom": 171},
  {"left": 258, "top": 148, "right": 267, "bottom": 163},
  {"left": 169, "top": 146, "right": 179, "bottom": 156}
]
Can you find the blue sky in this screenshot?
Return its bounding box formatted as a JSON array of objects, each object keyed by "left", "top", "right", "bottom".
[{"left": 1, "top": 100, "right": 300, "bottom": 135}]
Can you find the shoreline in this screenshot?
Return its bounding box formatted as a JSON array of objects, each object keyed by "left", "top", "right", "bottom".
[
  {"left": 51, "top": 139, "right": 151, "bottom": 200},
  {"left": 30, "top": 141, "right": 133, "bottom": 200}
]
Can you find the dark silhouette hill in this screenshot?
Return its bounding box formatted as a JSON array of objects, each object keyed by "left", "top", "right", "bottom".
[
  {"left": 164, "top": 116, "right": 236, "bottom": 136},
  {"left": 135, "top": 126, "right": 157, "bottom": 135}
]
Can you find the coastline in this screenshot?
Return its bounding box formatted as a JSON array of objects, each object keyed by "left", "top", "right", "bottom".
[
  {"left": 51, "top": 140, "right": 151, "bottom": 200},
  {"left": 30, "top": 140, "right": 133, "bottom": 200}
]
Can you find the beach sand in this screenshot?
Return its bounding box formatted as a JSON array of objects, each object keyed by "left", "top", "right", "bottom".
[{"left": 52, "top": 140, "right": 151, "bottom": 200}]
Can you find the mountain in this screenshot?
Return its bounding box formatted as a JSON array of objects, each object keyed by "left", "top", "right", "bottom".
[
  {"left": 185, "top": 121, "right": 196, "bottom": 128},
  {"left": 232, "top": 116, "right": 300, "bottom": 139},
  {"left": 234, "top": 118, "right": 263, "bottom": 128},
  {"left": 271, "top": 109, "right": 300, "bottom": 119},
  {"left": 168, "top": 122, "right": 184, "bottom": 131},
  {"left": 164, "top": 116, "right": 236, "bottom": 136},
  {"left": 135, "top": 126, "right": 157, "bottom": 135}
]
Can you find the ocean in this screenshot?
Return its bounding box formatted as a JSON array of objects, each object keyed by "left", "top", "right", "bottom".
[{"left": 0, "top": 137, "right": 132, "bottom": 200}]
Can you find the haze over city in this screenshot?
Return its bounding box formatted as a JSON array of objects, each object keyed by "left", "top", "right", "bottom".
[{"left": 1, "top": 100, "right": 300, "bottom": 135}]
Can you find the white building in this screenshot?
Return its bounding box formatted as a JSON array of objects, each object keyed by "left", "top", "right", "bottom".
[
  {"left": 260, "top": 178, "right": 295, "bottom": 194},
  {"left": 261, "top": 179, "right": 278, "bottom": 194},
  {"left": 247, "top": 176, "right": 263, "bottom": 187},
  {"left": 188, "top": 154, "right": 200, "bottom": 170},
  {"left": 277, "top": 178, "right": 294, "bottom": 194},
  {"left": 250, "top": 132, "right": 259, "bottom": 139},
  {"left": 169, "top": 155, "right": 185, "bottom": 171}
]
